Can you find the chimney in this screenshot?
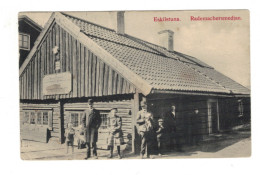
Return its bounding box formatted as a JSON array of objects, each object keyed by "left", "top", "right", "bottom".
[
  {"left": 158, "top": 30, "right": 174, "bottom": 51},
  {"left": 116, "top": 11, "right": 125, "bottom": 35}
]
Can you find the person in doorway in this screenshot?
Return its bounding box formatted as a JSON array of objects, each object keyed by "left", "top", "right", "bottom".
[
  {"left": 164, "top": 105, "right": 183, "bottom": 152},
  {"left": 191, "top": 108, "right": 201, "bottom": 146},
  {"left": 82, "top": 99, "right": 101, "bottom": 159},
  {"left": 107, "top": 108, "right": 124, "bottom": 159},
  {"left": 136, "top": 101, "right": 154, "bottom": 159},
  {"left": 65, "top": 122, "right": 75, "bottom": 154},
  {"left": 156, "top": 118, "right": 165, "bottom": 156}
]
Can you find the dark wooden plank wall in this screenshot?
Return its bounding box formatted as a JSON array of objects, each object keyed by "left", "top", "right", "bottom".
[
  {"left": 148, "top": 96, "right": 209, "bottom": 145},
  {"left": 20, "top": 23, "right": 136, "bottom": 100},
  {"left": 63, "top": 99, "right": 133, "bottom": 148}
]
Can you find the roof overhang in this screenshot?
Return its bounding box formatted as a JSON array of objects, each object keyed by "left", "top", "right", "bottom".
[
  {"left": 19, "top": 15, "right": 43, "bottom": 32},
  {"left": 150, "top": 89, "right": 237, "bottom": 97}
]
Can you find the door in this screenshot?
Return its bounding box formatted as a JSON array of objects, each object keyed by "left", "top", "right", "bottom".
[
  {"left": 208, "top": 100, "right": 220, "bottom": 134},
  {"left": 96, "top": 110, "right": 110, "bottom": 149}
]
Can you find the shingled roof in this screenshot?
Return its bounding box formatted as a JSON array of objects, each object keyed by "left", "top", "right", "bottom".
[
  {"left": 20, "top": 12, "right": 250, "bottom": 96},
  {"left": 62, "top": 13, "right": 249, "bottom": 96}
]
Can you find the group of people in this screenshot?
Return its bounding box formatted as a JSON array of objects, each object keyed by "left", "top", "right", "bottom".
[
  {"left": 65, "top": 99, "right": 202, "bottom": 159},
  {"left": 65, "top": 99, "right": 125, "bottom": 159},
  {"left": 136, "top": 101, "right": 202, "bottom": 159}
]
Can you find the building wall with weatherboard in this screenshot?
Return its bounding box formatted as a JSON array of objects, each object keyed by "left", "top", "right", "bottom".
[
  {"left": 63, "top": 97, "right": 134, "bottom": 149},
  {"left": 20, "top": 102, "right": 61, "bottom": 143}
]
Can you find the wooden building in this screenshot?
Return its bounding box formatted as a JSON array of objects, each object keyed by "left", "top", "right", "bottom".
[
  {"left": 19, "top": 12, "right": 250, "bottom": 153},
  {"left": 19, "top": 15, "right": 42, "bottom": 67}
]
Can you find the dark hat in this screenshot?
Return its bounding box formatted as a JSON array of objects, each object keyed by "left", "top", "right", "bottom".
[
  {"left": 158, "top": 118, "right": 163, "bottom": 122},
  {"left": 111, "top": 108, "right": 118, "bottom": 111},
  {"left": 88, "top": 99, "right": 94, "bottom": 104},
  {"left": 140, "top": 101, "right": 147, "bottom": 107}
]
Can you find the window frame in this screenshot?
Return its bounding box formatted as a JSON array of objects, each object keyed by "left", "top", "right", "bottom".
[
  {"left": 22, "top": 109, "right": 52, "bottom": 130},
  {"left": 64, "top": 109, "right": 110, "bottom": 130},
  {"left": 19, "top": 32, "right": 30, "bottom": 50},
  {"left": 238, "top": 99, "right": 244, "bottom": 117}
]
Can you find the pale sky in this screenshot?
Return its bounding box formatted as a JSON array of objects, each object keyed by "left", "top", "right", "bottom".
[{"left": 20, "top": 10, "right": 250, "bottom": 88}]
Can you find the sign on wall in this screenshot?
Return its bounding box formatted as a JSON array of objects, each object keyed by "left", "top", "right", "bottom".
[{"left": 43, "top": 72, "right": 72, "bottom": 95}]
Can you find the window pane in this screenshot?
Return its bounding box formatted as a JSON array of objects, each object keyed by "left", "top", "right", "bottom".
[
  {"left": 37, "top": 112, "right": 42, "bottom": 125},
  {"left": 43, "top": 112, "right": 48, "bottom": 125},
  {"left": 30, "top": 112, "right": 35, "bottom": 124},
  {"left": 24, "top": 112, "right": 29, "bottom": 123},
  {"left": 100, "top": 112, "right": 109, "bottom": 129},
  {"left": 71, "top": 113, "right": 79, "bottom": 127},
  {"left": 19, "top": 40, "right": 23, "bottom": 47},
  {"left": 19, "top": 34, "right": 22, "bottom": 41},
  {"left": 23, "top": 41, "right": 28, "bottom": 48},
  {"left": 23, "top": 35, "right": 28, "bottom": 42}
]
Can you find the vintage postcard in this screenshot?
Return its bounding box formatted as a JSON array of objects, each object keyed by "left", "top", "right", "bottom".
[{"left": 19, "top": 10, "right": 250, "bottom": 160}]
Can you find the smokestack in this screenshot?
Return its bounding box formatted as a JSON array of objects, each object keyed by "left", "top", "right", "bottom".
[
  {"left": 116, "top": 11, "right": 125, "bottom": 35},
  {"left": 158, "top": 30, "right": 174, "bottom": 51}
]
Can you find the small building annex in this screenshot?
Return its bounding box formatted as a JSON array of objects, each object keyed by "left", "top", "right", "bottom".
[
  {"left": 19, "top": 12, "right": 250, "bottom": 153},
  {"left": 19, "top": 15, "right": 43, "bottom": 67}
]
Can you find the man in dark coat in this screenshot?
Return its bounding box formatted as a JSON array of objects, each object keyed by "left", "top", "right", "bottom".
[
  {"left": 190, "top": 108, "right": 201, "bottom": 145},
  {"left": 82, "top": 99, "right": 101, "bottom": 159},
  {"left": 164, "top": 105, "right": 183, "bottom": 152}
]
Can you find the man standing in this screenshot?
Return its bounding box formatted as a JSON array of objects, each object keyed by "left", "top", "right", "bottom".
[
  {"left": 82, "top": 99, "right": 101, "bottom": 159},
  {"left": 164, "top": 105, "right": 183, "bottom": 152},
  {"left": 191, "top": 108, "right": 201, "bottom": 146},
  {"left": 136, "top": 101, "right": 154, "bottom": 159}
]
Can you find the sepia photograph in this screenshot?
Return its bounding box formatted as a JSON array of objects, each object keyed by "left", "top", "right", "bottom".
[{"left": 19, "top": 10, "right": 251, "bottom": 160}]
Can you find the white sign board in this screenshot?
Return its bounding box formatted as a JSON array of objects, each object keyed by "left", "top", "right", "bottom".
[{"left": 43, "top": 72, "right": 72, "bottom": 95}]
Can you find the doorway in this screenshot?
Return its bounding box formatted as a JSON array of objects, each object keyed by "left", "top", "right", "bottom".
[{"left": 207, "top": 99, "right": 220, "bottom": 134}]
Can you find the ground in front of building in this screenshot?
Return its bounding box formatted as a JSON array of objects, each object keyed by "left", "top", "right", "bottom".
[{"left": 20, "top": 127, "right": 251, "bottom": 160}]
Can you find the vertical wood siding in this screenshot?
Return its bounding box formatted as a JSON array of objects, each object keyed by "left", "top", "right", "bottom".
[{"left": 19, "top": 23, "right": 136, "bottom": 100}]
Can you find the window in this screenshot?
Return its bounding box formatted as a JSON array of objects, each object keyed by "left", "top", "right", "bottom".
[
  {"left": 65, "top": 110, "right": 109, "bottom": 129},
  {"left": 23, "top": 110, "right": 52, "bottom": 128},
  {"left": 30, "top": 112, "right": 36, "bottom": 124},
  {"left": 99, "top": 111, "right": 110, "bottom": 130},
  {"left": 37, "top": 112, "right": 42, "bottom": 125},
  {"left": 238, "top": 100, "right": 244, "bottom": 117},
  {"left": 71, "top": 113, "right": 79, "bottom": 127},
  {"left": 24, "top": 112, "right": 29, "bottom": 124},
  {"left": 43, "top": 112, "right": 49, "bottom": 125},
  {"left": 19, "top": 33, "right": 30, "bottom": 50}
]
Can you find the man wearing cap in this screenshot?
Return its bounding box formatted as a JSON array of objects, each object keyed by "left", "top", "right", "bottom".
[
  {"left": 136, "top": 101, "right": 154, "bottom": 159},
  {"left": 82, "top": 99, "right": 101, "bottom": 159},
  {"left": 164, "top": 105, "right": 183, "bottom": 152}
]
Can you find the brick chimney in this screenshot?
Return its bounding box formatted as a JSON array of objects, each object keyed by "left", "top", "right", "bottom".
[
  {"left": 158, "top": 30, "right": 174, "bottom": 51},
  {"left": 116, "top": 11, "right": 125, "bottom": 35}
]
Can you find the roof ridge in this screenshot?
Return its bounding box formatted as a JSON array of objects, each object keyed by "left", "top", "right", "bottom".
[
  {"left": 81, "top": 31, "right": 167, "bottom": 57},
  {"left": 60, "top": 12, "right": 115, "bottom": 32},
  {"left": 125, "top": 35, "right": 169, "bottom": 58}
]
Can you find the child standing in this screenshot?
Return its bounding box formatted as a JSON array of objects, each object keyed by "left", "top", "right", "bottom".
[
  {"left": 65, "top": 122, "right": 75, "bottom": 154},
  {"left": 107, "top": 108, "right": 124, "bottom": 159},
  {"left": 156, "top": 118, "right": 165, "bottom": 156}
]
